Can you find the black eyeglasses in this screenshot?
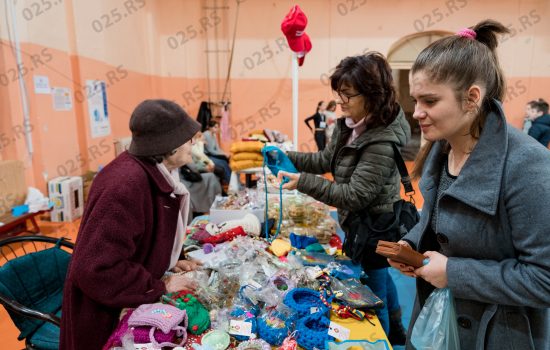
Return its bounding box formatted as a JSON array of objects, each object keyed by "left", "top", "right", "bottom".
[{"left": 334, "top": 91, "right": 361, "bottom": 103}]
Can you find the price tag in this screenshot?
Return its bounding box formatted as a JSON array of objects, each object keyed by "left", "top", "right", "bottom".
[
  {"left": 328, "top": 321, "right": 351, "bottom": 341},
  {"left": 310, "top": 306, "right": 319, "bottom": 314},
  {"left": 229, "top": 320, "right": 253, "bottom": 337}
]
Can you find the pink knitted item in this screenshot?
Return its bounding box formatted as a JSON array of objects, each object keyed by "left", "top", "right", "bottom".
[
  {"left": 128, "top": 303, "right": 188, "bottom": 348},
  {"left": 102, "top": 310, "right": 177, "bottom": 350},
  {"left": 456, "top": 28, "right": 476, "bottom": 39}
]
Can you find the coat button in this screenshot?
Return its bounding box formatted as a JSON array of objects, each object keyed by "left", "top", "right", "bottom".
[
  {"left": 436, "top": 233, "right": 449, "bottom": 244},
  {"left": 457, "top": 316, "right": 471, "bottom": 329}
]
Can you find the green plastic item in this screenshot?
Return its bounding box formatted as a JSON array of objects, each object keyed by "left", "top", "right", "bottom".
[{"left": 305, "top": 243, "right": 326, "bottom": 253}]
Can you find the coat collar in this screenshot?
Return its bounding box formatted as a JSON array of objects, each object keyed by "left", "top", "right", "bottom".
[
  {"left": 335, "top": 107, "right": 410, "bottom": 149},
  {"left": 419, "top": 99, "right": 508, "bottom": 215},
  {"left": 122, "top": 151, "right": 174, "bottom": 194}
]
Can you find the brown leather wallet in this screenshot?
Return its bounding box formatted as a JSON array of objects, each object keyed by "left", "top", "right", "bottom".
[{"left": 375, "top": 240, "right": 425, "bottom": 268}]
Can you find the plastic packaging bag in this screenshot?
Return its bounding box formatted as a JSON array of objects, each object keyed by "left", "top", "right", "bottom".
[{"left": 411, "top": 288, "right": 460, "bottom": 350}]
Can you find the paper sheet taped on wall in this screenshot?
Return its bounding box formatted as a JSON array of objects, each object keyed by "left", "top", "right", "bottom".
[
  {"left": 86, "top": 80, "right": 111, "bottom": 138},
  {"left": 52, "top": 87, "right": 72, "bottom": 111}
]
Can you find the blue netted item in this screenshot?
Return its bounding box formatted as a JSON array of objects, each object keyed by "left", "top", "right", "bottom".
[
  {"left": 296, "top": 313, "right": 334, "bottom": 350},
  {"left": 283, "top": 288, "right": 330, "bottom": 318},
  {"left": 257, "top": 311, "right": 296, "bottom": 346}
]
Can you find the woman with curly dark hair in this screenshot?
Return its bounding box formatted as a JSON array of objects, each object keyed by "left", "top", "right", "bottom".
[{"left": 279, "top": 52, "right": 411, "bottom": 344}]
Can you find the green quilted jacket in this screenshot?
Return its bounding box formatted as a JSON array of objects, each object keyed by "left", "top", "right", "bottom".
[{"left": 287, "top": 108, "right": 411, "bottom": 230}]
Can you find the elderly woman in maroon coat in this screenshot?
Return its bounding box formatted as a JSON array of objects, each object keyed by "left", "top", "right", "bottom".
[{"left": 60, "top": 100, "right": 202, "bottom": 350}]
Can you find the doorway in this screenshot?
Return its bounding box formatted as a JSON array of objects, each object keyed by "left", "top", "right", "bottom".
[{"left": 388, "top": 31, "right": 453, "bottom": 160}]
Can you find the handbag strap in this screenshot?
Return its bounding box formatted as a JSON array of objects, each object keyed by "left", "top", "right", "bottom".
[{"left": 391, "top": 143, "right": 415, "bottom": 200}]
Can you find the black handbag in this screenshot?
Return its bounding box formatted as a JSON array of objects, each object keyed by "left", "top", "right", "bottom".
[
  {"left": 179, "top": 165, "right": 203, "bottom": 183},
  {"left": 342, "top": 143, "right": 420, "bottom": 269}
]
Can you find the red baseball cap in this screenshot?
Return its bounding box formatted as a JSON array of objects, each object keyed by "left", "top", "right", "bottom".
[{"left": 281, "top": 5, "right": 312, "bottom": 64}]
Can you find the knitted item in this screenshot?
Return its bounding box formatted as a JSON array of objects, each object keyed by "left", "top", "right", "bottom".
[
  {"left": 127, "top": 303, "right": 187, "bottom": 348},
  {"left": 161, "top": 292, "right": 211, "bottom": 334},
  {"left": 289, "top": 233, "right": 318, "bottom": 249},
  {"left": 283, "top": 288, "right": 330, "bottom": 318},
  {"left": 257, "top": 311, "right": 295, "bottom": 346},
  {"left": 102, "top": 309, "right": 178, "bottom": 350},
  {"left": 296, "top": 314, "right": 334, "bottom": 350}
]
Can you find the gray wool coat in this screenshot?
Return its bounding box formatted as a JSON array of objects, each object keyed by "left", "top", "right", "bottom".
[
  {"left": 403, "top": 100, "right": 550, "bottom": 350},
  {"left": 287, "top": 108, "right": 411, "bottom": 228}
]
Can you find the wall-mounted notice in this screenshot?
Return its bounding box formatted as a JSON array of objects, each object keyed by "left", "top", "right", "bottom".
[
  {"left": 33, "top": 75, "right": 51, "bottom": 94},
  {"left": 86, "top": 80, "right": 111, "bottom": 138},
  {"left": 52, "top": 87, "right": 72, "bottom": 111}
]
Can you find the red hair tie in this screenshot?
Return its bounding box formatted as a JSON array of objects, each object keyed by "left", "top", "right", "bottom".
[{"left": 457, "top": 28, "right": 476, "bottom": 40}]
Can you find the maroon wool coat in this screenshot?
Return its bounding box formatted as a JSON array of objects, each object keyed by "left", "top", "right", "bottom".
[{"left": 60, "top": 151, "right": 181, "bottom": 350}]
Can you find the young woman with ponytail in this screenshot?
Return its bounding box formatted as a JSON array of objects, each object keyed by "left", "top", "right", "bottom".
[{"left": 389, "top": 20, "right": 550, "bottom": 349}]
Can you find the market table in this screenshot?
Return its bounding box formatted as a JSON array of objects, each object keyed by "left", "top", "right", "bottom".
[{"left": 185, "top": 215, "right": 393, "bottom": 350}]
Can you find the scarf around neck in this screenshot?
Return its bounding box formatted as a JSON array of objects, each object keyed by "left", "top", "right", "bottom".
[{"left": 156, "top": 163, "right": 190, "bottom": 269}]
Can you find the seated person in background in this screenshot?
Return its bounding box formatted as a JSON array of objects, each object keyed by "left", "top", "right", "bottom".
[
  {"left": 179, "top": 162, "right": 222, "bottom": 217},
  {"left": 192, "top": 132, "right": 227, "bottom": 188},
  {"left": 203, "top": 121, "right": 231, "bottom": 183},
  {"left": 522, "top": 101, "right": 534, "bottom": 134},
  {"left": 527, "top": 98, "right": 550, "bottom": 147}
]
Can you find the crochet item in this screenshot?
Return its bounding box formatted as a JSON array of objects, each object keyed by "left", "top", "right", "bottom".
[
  {"left": 236, "top": 339, "right": 272, "bottom": 350},
  {"left": 257, "top": 311, "right": 295, "bottom": 346},
  {"left": 201, "top": 329, "right": 231, "bottom": 350},
  {"left": 127, "top": 303, "right": 187, "bottom": 348},
  {"left": 103, "top": 309, "right": 177, "bottom": 350},
  {"left": 161, "top": 292, "right": 211, "bottom": 334},
  {"left": 296, "top": 314, "right": 334, "bottom": 350},
  {"left": 283, "top": 288, "right": 330, "bottom": 318},
  {"left": 289, "top": 232, "right": 318, "bottom": 249}
]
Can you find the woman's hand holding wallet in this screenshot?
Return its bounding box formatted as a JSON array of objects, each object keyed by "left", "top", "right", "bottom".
[{"left": 381, "top": 240, "right": 423, "bottom": 278}]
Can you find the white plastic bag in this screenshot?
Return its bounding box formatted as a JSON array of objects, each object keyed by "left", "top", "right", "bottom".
[{"left": 411, "top": 288, "right": 460, "bottom": 350}]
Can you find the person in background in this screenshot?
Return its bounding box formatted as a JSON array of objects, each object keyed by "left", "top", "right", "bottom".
[
  {"left": 527, "top": 98, "right": 550, "bottom": 147},
  {"left": 203, "top": 120, "right": 231, "bottom": 183},
  {"left": 192, "top": 131, "right": 226, "bottom": 188},
  {"left": 324, "top": 100, "right": 338, "bottom": 144},
  {"left": 60, "top": 100, "right": 203, "bottom": 350},
  {"left": 304, "top": 101, "right": 328, "bottom": 151},
  {"left": 522, "top": 101, "right": 535, "bottom": 134},
  {"left": 279, "top": 53, "right": 411, "bottom": 345},
  {"left": 389, "top": 20, "right": 550, "bottom": 349}
]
